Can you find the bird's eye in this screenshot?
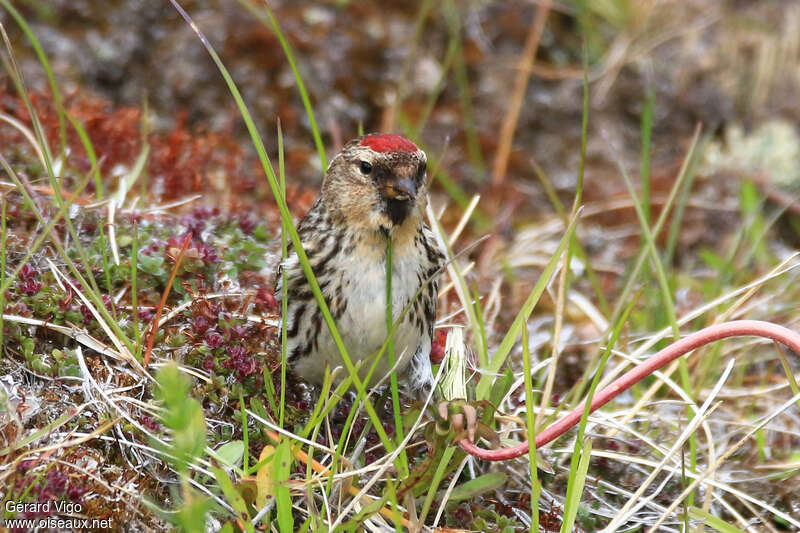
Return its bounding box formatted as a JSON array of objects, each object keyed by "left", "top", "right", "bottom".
[
  {"left": 418, "top": 162, "right": 427, "bottom": 176},
  {"left": 359, "top": 161, "right": 372, "bottom": 175}
]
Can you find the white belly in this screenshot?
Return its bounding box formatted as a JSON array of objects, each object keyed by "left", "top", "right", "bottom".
[{"left": 293, "top": 250, "right": 428, "bottom": 386}]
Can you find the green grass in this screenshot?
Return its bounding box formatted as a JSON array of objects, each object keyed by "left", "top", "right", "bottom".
[
  {"left": 521, "top": 325, "right": 540, "bottom": 532},
  {"left": 640, "top": 87, "right": 654, "bottom": 224},
  {"left": 430, "top": 215, "right": 489, "bottom": 368},
  {"left": 611, "top": 125, "right": 699, "bottom": 512},
  {"left": 385, "top": 238, "right": 409, "bottom": 478},
  {"left": 474, "top": 209, "right": 581, "bottom": 400},
  {"left": 557, "top": 53, "right": 592, "bottom": 527},
  {"left": 1, "top": 0, "right": 67, "bottom": 157},
  {"left": 130, "top": 223, "right": 141, "bottom": 356},
  {"left": 277, "top": 120, "right": 289, "bottom": 429},
  {"left": 561, "top": 292, "right": 638, "bottom": 530},
  {"left": 237, "top": 0, "right": 327, "bottom": 171}
]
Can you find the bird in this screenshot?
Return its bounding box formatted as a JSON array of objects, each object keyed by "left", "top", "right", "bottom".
[{"left": 276, "top": 133, "right": 445, "bottom": 397}]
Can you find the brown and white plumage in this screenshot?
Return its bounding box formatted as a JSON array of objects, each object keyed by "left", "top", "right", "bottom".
[{"left": 276, "top": 134, "right": 444, "bottom": 395}]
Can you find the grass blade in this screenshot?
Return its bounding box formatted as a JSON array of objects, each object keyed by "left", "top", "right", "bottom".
[
  {"left": 475, "top": 208, "right": 581, "bottom": 399},
  {"left": 0, "top": 0, "right": 67, "bottom": 156},
  {"left": 560, "top": 439, "right": 591, "bottom": 533},
  {"left": 237, "top": 0, "right": 326, "bottom": 170}
]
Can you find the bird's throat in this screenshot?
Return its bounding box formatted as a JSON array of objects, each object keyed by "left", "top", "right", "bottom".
[{"left": 384, "top": 198, "right": 412, "bottom": 227}]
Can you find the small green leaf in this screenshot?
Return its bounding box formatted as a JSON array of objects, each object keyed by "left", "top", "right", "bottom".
[
  {"left": 249, "top": 397, "right": 270, "bottom": 423},
  {"left": 58, "top": 362, "right": 81, "bottom": 378},
  {"left": 215, "top": 440, "right": 245, "bottom": 468},
  {"left": 173, "top": 487, "right": 214, "bottom": 533},
  {"left": 116, "top": 234, "right": 133, "bottom": 248},
  {"left": 449, "top": 472, "right": 507, "bottom": 502},
  {"left": 689, "top": 507, "right": 747, "bottom": 533},
  {"left": 154, "top": 363, "right": 207, "bottom": 472},
  {"left": 484, "top": 367, "right": 514, "bottom": 426},
  {"left": 137, "top": 250, "right": 165, "bottom": 275},
  {"left": 253, "top": 225, "right": 269, "bottom": 242}
]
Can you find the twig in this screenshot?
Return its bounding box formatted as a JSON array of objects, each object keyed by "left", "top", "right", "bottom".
[
  {"left": 143, "top": 232, "right": 192, "bottom": 366},
  {"left": 491, "top": 0, "right": 552, "bottom": 185},
  {"left": 459, "top": 320, "right": 800, "bottom": 460}
]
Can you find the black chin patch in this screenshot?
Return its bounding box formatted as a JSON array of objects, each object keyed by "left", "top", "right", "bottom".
[{"left": 385, "top": 198, "right": 412, "bottom": 226}]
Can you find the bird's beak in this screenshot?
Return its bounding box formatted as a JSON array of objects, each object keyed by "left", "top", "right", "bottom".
[{"left": 383, "top": 177, "right": 417, "bottom": 201}]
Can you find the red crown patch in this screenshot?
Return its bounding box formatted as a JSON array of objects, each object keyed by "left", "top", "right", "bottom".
[{"left": 360, "top": 134, "right": 419, "bottom": 153}]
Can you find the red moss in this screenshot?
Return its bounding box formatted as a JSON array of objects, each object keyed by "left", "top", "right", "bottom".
[
  {"left": 8, "top": 302, "right": 31, "bottom": 317},
  {"left": 60, "top": 93, "right": 142, "bottom": 173},
  {"left": 255, "top": 287, "right": 278, "bottom": 312},
  {"left": 222, "top": 345, "right": 260, "bottom": 380},
  {"left": 237, "top": 214, "right": 257, "bottom": 234},
  {"left": 16, "top": 264, "right": 43, "bottom": 296},
  {"left": 148, "top": 114, "right": 245, "bottom": 201},
  {"left": 204, "top": 330, "right": 225, "bottom": 349},
  {"left": 18, "top": 279, "right": 43, "bottom": 296},
  {"left": 139, "top": 415, "right": 162, "bottom": 432},
  {"left": 4, "top": 88, "right": 258, "bottom": 207},
  {"left": 11, "top": 464, "right": 86, "bottom": 519},
  {"left": 18, "top": 264, "right": 37, "bottom": 281}
]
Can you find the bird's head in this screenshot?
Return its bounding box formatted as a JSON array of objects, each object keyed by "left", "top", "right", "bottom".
[{"left": 322, "top": 134, "right": 428, "bottom": 235}]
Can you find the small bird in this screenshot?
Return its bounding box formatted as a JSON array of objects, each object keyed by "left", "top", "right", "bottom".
[{"left": 277, "top": 133, "right": 445, "bottom": 396}]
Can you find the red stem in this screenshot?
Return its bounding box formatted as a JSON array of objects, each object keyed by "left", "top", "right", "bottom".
[
  {"left": 459, "top": 320, "right": 800, "bottom": 461},
  {"left": 143, "top": 232, "right": 192, "bottom": 366}
]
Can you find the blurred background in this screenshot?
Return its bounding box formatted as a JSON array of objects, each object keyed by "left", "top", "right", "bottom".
[{"left": 6, "top": 0, "right": 799, "bottom": 202}]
